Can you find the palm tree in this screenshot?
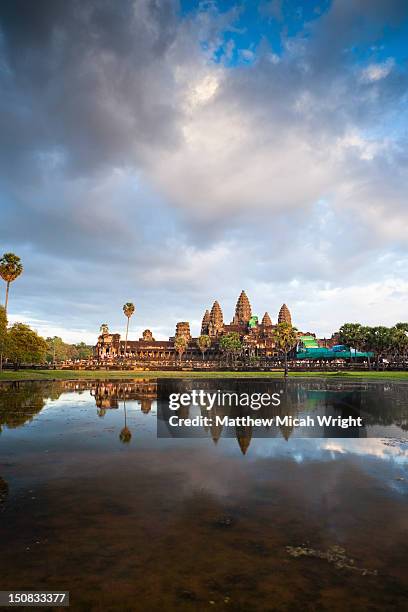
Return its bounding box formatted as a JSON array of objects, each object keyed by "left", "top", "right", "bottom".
[
  {"left": 0, "top": 305, "right": 7, "bottom": 372},
  {"left": 174, "top": 335, "right": 188, "bottom": 363},
  {"left": 366, "top": 326, "right": 392, "bottom": 370},
  {"left": 272, "top": 322, "right": 298, "bottom": 378},
  {"left": 119, "top": 399, "right": 132, "bottom": 443},
  {"left": 0, "top": 253, "right": 23, "bottom": 314},
  {"left": 338, "top": 323, "right": 367, "bottom": 363},
  {"left": 197, "top": 334, "right": 211, "bottom": 360},
  {"left": 122, "top": 302, "right": 135, "bottom": 357}
]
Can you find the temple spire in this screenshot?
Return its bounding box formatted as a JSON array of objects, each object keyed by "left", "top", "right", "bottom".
[
  {"left": 278, "top": 304, "right": 292, "bottom": 325},
  {"left": 208, "top": 300, "right": 224, "bottom": 336},
  {"left": 262, "top": 312, "right": 272, "bottom": 327},
  {"left": 233, "top": 290, "right": 252, "bottom": 325},
  {"left": 201, "top": 309, "right": 210, "bottom": 335}
]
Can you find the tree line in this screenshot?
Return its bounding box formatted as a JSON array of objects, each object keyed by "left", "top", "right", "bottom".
[
  {"left": 338, "top": 322, "right": 408, "bottom": 368},
  {"left": 0, "top": 253, "right": 91, "bottom": 370},
  {"left": 1, "top": 250, "right": 407, "bottom": 373}
]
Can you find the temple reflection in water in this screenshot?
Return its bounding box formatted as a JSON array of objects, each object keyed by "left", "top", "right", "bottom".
[{"left": 1, "top": 380, "right": 408, "bottom": 455}]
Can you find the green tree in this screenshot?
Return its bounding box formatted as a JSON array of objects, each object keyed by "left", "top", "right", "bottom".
[
  {"left": 0, "top": 305, "right": 7, "bottom": 372},
  {"left": 45, "top": 336, "right": 71, "bottom": 363},
  {"left": 359, "top": 326, "right": 373, "bottom": 369},
  {"left": 338, "top": 322, "right": 372, "bottom": 366},
  {"left": 338, "top": 323, "right": 367, "bottom": 357},
  {"left": 219, "top": 332, "right": 242, "bottom": 365},
  {"left": 74, "top": 342, "right": 92, "bottom": 360},
  {"left": 174, "top": 335, "right": 188, "bottom": 363},
  {"left": 6, "top": 323, "right": 47, "bottom": 370},
  {"left": 0, "top": 253, "right": 23, "bottom": 314},
  {"left": 365, "top": 326, "right": 393, "bottom": 369},
  {"left": 197, "top": 334, "right": 211, "bottom": 360},
  {"left": 389, "top": 325, "right": 408, "bottom": 362},
  {"left": 272, "top": 322, "right": 298, "bottom": 378},
  {"left": 123, "top": 302, "right": 135, "bottom": 356}
]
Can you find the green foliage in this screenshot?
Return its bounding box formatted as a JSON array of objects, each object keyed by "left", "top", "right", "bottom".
[
  {"left": 338, "top": 323, "right": 367, "bottom": 350},
  {"left": 0, "top": 306, "right": 7, "bottom": 346},
  {"left": 46, "top": 336, "right": 70, "bottom": 362},
  {"left": 123, "top": 302, "right": 135, "bottom": 318},
  {"left": 338, "top": 322, "right": 408, "bottom": 363},
  {"left": 273, "top": 323, "right": 298, "bottom": 354},
  {"left": 174, "top": 335, "right": 188, "bottom": 359},
  {"left": 219, "top": 332, "right": 242, "bottom": 359},
  {"left": 366, "top": 326, "right": 392, "bottom": 355},
  {"left": 0, "top": 252, "right": 23, "bottom": 312},
  {"left": 273, "top": 323, "right": 298, "bottom": 377},
  {"left": 197, "top": 334, "right": 211, "bottom": 357},
  {"left": 74, "top": 342, "right": 92, "bottom": 360},
  {"left": 389, "top": 326, "right": 408, "bottom": 357},
  {"left": 6, "top": 323, "right": 47, "bottom": 368},
  {"left": 45, "top": 337, "right": 92, "bottom": 362},
  {"left": 0, "top": 382, "right": 57, "bottom": 432},
  {"left": 0, "top": 253, "right": 23, "bottom": 283}
]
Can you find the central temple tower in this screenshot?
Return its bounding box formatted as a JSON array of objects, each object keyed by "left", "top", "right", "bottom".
[{"left": 232, "top": 290, "right": 252, "bottom": 325}]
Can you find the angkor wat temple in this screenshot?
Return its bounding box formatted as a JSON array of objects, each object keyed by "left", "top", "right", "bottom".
[{"left": 94, "top": 291, "right": 315, "bottom": 366}]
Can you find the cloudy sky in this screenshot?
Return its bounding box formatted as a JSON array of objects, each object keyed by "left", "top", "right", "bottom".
[{"left": 0, "top": 0, "right": 407, "bottom": 343}]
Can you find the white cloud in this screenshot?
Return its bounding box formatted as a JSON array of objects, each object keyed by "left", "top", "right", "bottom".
[
  {"left": 360, "top": 58, "right": 395, "bottom": 82},
  {"left": 1, "top": 1, "right": 408, "bottom": 341}
]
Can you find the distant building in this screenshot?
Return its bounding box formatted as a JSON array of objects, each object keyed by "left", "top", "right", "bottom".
[{"left": 94, "top": 291, "right": 321, "bottom": 364}]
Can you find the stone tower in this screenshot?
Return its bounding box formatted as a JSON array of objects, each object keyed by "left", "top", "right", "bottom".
[
  {"left": 232, "top": 290, "right": 252, "bottom": 325},
  {"left": 141, "top": 329, "right": 154, "bottom": 342},
  {"left": 201, "top": 309, "right": 210, "bottom": 335},
  {"left": 208, "top": 301, "right": 224, "bottom": 337},
  {"left": 175, "top": 322, "right": 191, "bottom": 341},
  {"left": 278, "top": 304, "right": 292, "bottom": 325},
  {"left": 261, "top": 312, "right": 272, "bottom": 327}
]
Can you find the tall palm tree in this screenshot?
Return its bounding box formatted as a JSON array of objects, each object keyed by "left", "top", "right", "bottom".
[
  {"left": 0, "top": 253, "right": 23, "bottom": 314},
  {"left": 197, "top": 334, "right": 211, "bottom": 360},
  {"left": 119, "top": 400, "right": 132, "bottom": 443},
  {"left": 174, "top": 335, "right": 188, "bottom": 363},
  {"left": 122, "top": 302, "right": 135, "bottom": 357},
  {"left": 272, "top": 322, "right": 298, "bottom": 378}
]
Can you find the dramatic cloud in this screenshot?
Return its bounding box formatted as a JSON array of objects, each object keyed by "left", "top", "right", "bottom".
[{"left": 0, "top": 0, "right": 407, "bottom": 341}]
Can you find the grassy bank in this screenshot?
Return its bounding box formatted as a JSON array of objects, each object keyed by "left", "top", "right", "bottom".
[{"left": 0, "top": 369, "right": 408, "bottom": 381}]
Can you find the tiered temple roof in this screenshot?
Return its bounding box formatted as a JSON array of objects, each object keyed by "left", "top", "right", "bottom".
[
  {"left": 232, "top": 290, "right": 252, "bottom": 325},
  {"left": 209, "top": 300, "right": 224, "bottom": 336},
  {"left": 175, "top": 321, "right": 191, "bottom": 341},
  {"left": 278, "top": 303, "right": 292, "bottom": 325},
  {"left": 201, "top": 309, "right": 210, "bottom": 335},
  {"left": 262, "top": 312, "right": 272, "bottom": 327},
  {"left": 141, "top": 329, "right": 154, "bottom": 341}
]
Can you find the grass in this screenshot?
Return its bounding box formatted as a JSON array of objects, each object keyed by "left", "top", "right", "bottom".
[{"left": 0, "top": 369, "right": 408, "bottom": 382}]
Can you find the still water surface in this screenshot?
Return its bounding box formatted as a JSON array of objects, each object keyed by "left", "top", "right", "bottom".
[{"left": 0, "top": 380, "right": 407, "bottom": 611}]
